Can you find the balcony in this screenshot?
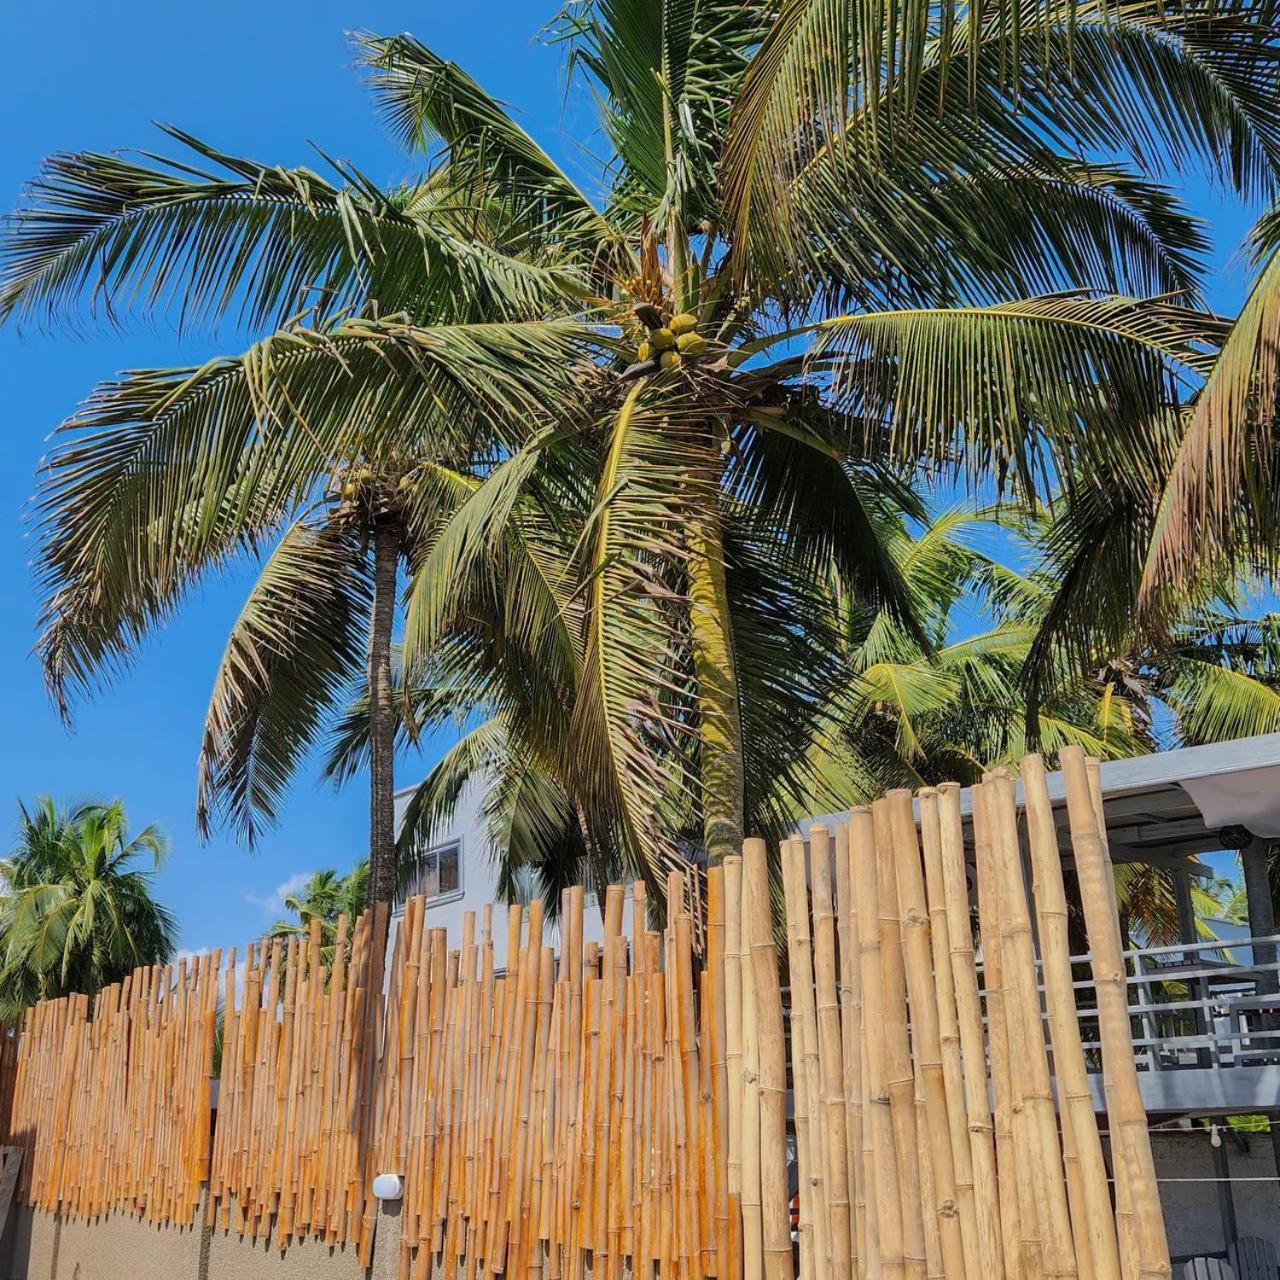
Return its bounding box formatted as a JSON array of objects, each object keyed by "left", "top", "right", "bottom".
[{"left": 1066, "top": 932, "right": 1280, "bottom": 1116}]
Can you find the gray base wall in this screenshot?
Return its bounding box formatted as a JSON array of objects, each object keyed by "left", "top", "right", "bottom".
[
  {"left": 0, "top": 1195, "right": 402, "bottom": 1280},
  {"left": 1, "top": 1134, "right": 1276, "bottom": 1276}
]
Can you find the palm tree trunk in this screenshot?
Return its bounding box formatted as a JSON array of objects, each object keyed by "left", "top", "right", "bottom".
[
  {"left": 687, "top": 501, "right": 745, "bottom": 864},
  {"left": 368, "top": 519, "right": 400, "bottom": 908}
]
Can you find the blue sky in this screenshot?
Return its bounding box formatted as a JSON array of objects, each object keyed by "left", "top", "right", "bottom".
[{"left": 0, "top": 3, "right": 1265, "bottom": 950}]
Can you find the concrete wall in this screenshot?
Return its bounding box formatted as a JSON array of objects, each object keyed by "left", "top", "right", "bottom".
[
  {"left": 0, "top": 1195, "right": 403, "bottom": 1280},
  {"left": 4, "top": 1127, "right": 1275, "bottom": 1275},
  {"left": 1149, "top": 1127, "right": 1280, "bottom": 1262}
]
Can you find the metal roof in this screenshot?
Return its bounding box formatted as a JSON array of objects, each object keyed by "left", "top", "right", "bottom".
[{"left": 799, "top": 732, "right": 1280, "bottom": 870}]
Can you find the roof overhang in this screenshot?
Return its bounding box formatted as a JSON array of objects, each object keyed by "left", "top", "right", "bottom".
[{"left": 800, "top": 732, "right": 1280, "bottom": 869}]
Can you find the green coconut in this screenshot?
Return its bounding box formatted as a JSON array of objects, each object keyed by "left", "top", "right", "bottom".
[
  {"left": 669, "top": 312, "right": 698, "bottom": 336},
  {"left": 637, "top": 340, "right": 653, "bottom": 363},
  {"left": 659, "top": 350, "right": 684, "bottom": 371},
  {"left": 675, "top": 332, "right": 708, "bottom": 356},
  {"left": 650, "top": 327, "right": 676, "bottom": 350}
]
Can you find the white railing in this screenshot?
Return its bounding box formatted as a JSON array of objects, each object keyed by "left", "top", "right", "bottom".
[{"left": 983, "top": 933, "right": 1280, "bottom": 1073}]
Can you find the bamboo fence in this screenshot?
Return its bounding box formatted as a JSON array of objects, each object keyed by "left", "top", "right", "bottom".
[{"left": 0, "top": 752, "right": 1171, "bottom": 1280}]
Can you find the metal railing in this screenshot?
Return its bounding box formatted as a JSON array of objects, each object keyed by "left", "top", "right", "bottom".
[{"left": 979, "top": 933, "right": 1280, "bottom": 1074}]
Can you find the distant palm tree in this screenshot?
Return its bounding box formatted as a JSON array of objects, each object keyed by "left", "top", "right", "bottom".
[
  {"left": 265, "top": 861, "right": 370, "bottom": 966},
  {"left": 0, "top": 799, "right": 176, "bottom": 1019}
]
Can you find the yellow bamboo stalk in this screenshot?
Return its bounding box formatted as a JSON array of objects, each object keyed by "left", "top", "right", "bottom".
[
  {"left": 723, "top": 854, "right": 745, "bottom": 1280},
  {"left": 887, "top": 791, "right": 967, "bottom": 1280},
  {"left": 917, "top": 789, "right": 981, "bottom": 1278},
  {"left": 810, "top": 825, "right": 854, "bottom": 1280},
  {"left": 934, "top": 785, "right": 1003, "bottom": 1277},
  {"left": 1020, "top": 754, "right": 1121, "bottom": 1280},
  {"left": 743, "top": 837, "right": 792, "bottom": 1280},
  {"left": 870, "top": 799, "right": 927, "bottom": 1280},
  {"left": 971, "top": 783, "right": 1035, "bottom": 1280},
  {"left": 984, "top": 772, "right": 1077, "bottom": 1280},
  {"left": 833, "top": 821, "right": 865, "bottom": 1278},
  {"left": 1061, "top": 747, "right": 1171, "bottom": 1280},
  {"left": 781, "top": 836, "right": 826, "bottom": 1280},
  {"left": 851, "top": 806, "right": 902, "bottom": 1280}
]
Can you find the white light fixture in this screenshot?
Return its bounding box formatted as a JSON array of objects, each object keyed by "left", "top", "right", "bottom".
[{"left": 372, "top": 1172, "right": 403, "bottom": 1201}]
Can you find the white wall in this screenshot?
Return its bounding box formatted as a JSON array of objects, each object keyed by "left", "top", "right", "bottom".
[{"left": 390, "top": 776, "right": 634, "bottom": 971}]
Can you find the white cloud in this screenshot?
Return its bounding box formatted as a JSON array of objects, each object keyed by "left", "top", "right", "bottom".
[
  {"left": 174, "top": 946, "right": 212, "bottom": 965},
  {"left": 246, "top": 870, "right": 313, "bottom": 917}
]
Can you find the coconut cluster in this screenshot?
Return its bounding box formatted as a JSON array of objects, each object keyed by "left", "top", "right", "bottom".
[
  {"left": 635, "top": 311, "right": 709, "bottom": 373},
  {"left": 339, "top": 465, "right": 377, "bottom": 501}
]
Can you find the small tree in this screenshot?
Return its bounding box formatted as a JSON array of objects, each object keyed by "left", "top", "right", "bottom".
[
  {"left": 0, "top": 799, "right": 176, "bottom": 1019},
  {"left": 265, "top": 860, "right": 370, "bottom": 966}
]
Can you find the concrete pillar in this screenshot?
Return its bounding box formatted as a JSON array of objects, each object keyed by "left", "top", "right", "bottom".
[
  {"left": 1241, "top": 840, "right": 1278, "bottom": 994},
  {"left": 369, "top": 1200, "right": 403, "bottom": 1280},
  {"left": 1173, "top": 866, "right": 1197, "bottom": 957}
]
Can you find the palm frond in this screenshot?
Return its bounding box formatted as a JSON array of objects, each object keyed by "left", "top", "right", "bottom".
[
  {"left": 356, "top": 31, "right": 627, "bottom": 275},
  {"left": 1145, "top": 224, "right": 1280, "bottom": 595},
  {"left": 197, "top": 518, "right": 373, "bottom": 846},
  {"left": 32, "top": 316, "right": 602, "bottom": 711},
  {"left": 814, "top": 293, "right": 1226, "bottom": 495},
  {"left": 0, "top": 128, "right": 590, "bottom": 332}
]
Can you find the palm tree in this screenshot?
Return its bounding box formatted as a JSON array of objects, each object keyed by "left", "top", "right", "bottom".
[
  {"left": 5, "top": 4, "right": 1279, "bottom": 890},
  {"left": 828, "top": 509, "right": 1280, "bottom": 790},
  {"left": 265, "top": 860, "right": 369, "bottom": 965},
  {"left": 0, "top": 799, "right": 176, "bottom": 1018},
  {"left": 327, "top": 506, "right": 1279, "bottom": 912}
]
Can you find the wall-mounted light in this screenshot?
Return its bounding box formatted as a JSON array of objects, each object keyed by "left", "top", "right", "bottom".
[{"left": 372, "top": 1172, "right": 403, "bottom": 1201}]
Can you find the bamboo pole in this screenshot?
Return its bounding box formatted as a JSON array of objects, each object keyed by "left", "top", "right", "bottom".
[
  {"left": 971, "top": 783, "right": 1034, "bottom": 1280},
  {"left": 984, "top": 772, "right": 1076, "bottom": 1280},
  {"left": 747, "top": 836, "right": 792, "bottom": 1280},
  {"left": 724, "top": 854, "right": 746, "bottom": 1280},
  {"left": 1060, "top": 747, "right": 1171, "bottom": 1280},
  {"left": 781, "top": 836, "right": 826, "bottom": 1280},
  {"left": 887, "top": 790, "right": 967, "bottom": 1280},
  {"left": 1020, "top": 754, "right": 1121, "bottom": 1280},
  {"left": 834, "top": 821, "right": 865, "bottom": 1278},
  {"left": 851, "top": 806, "right": 902, "bottom": 1280},
  {"left": 810, "top": 824, "right": 854, "bottom": 1280},
  {"left": 870, "top": 799, "right": 927, "bottom": 1280},
  {"left": 917, "top": 789, "right": 980, "bottom": 1278},
  {"left": 934, "top": 785, "right": 1003, "bottom": 1278}
]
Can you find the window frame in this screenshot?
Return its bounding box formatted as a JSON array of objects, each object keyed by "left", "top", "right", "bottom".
[{"left": 397, "top": 836, "right": 465, "bottom": 911}]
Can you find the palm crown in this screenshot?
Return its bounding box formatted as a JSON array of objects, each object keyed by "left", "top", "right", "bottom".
[
  {"left": 4, "top": 1, "right": 1279, "bottom": 899},
  {"left": 0, "top": 799, "right": 176, "bottom": 1019}
]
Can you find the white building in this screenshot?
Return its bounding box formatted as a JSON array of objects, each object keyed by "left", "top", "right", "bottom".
[{"left": 389, "top": 775, "right": 634, "bottom": 971}]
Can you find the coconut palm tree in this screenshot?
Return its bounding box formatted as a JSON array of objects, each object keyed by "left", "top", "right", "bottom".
[
  {"left": 1141, "top": 202, "right": 1280, "bottom": 598},
  {"left": 5, "top": 3, "right": 1279, "bottom": 891},
  {"left": 0, "top": 799, "right": 176, "bottom": 1018},
  {"left": 326, "top": 505, "right": 1279, "bottom": 912}
]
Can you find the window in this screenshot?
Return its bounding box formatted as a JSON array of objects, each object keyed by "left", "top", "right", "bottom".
[{"left": 405, "top": 841, "right": 462, "bottom": 902}]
